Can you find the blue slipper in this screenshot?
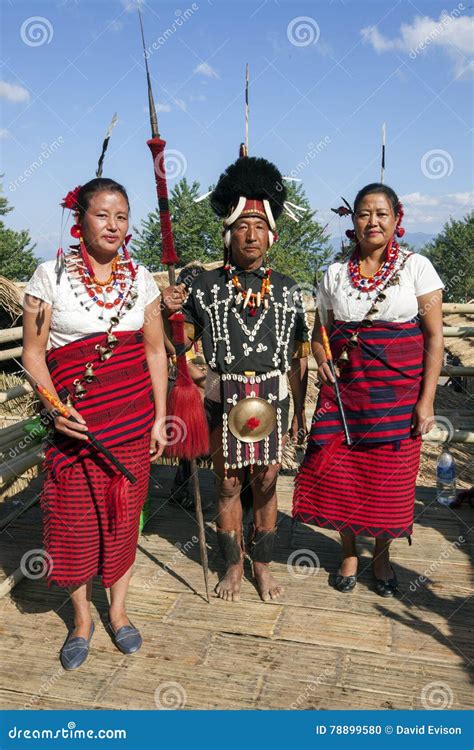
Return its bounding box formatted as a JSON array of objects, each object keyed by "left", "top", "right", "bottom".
[
  {"left": 108, "top": 620, "right": 142, "bottom": 654},
  {"left": 60, "top": 622, "right": 95, "bottom": 671}
]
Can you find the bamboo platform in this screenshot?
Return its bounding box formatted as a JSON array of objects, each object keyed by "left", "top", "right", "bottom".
[{"left": 0, "top": 466, "right": 472, "bottom": 711}]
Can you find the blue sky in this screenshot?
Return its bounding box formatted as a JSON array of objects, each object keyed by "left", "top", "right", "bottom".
[{"left": 1, "top": 0, "right": 473, "bottom": 261}]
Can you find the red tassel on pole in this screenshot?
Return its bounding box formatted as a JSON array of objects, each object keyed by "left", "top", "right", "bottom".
[
  {"left": 166, "top": 313, "right": 209, "bottom": 459},
  {"left": 147, "top": 138, "right": 180, "bottom": 266}
]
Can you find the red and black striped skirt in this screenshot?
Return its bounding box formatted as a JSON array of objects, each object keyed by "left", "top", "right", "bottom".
[
  {"left": 41, "top": 434, "right": 150, "bottom": 588},
  {"left": 293, "top": 435, "right": 421, "bottom": 539}
]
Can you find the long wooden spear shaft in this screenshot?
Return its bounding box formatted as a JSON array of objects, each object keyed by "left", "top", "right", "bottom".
[
  {"left": 320, "top": 327, "right": 353, "bottom": 447},
  {"left": 137, "top": 2, "right": 210, "bottom": 602},
  {"left": 380, "top": 122, "right": 386, "bottom": 184}
]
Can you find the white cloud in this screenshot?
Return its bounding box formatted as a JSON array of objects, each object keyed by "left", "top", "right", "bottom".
[
  {"left": 0, "top": 81, "right": 30, "bottom": 103},
  {"left": 156, "top": 102, "right": 172, "bottom": 112},
  {"left": 361, "top": 10, "right": 474, "bottom": 78},
  {"left": 0, "top": 129, "right": 11, "bottom": 139},
  {"left": 194, "top": 62, "right": 219, "bottom": 79},
  {"left": 400, "top": 191, "right": 474, "bottom": 225},
  {"left": 189, "top": 93, "right": 207, "bottom": 102}
]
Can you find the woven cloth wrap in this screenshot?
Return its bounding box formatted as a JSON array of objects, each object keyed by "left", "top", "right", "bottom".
[
  {"left": 45, "top": 330, "right": 154, "bottom": 478},
  {"left": 309, "top": 319, "right": 424, "bottom": 447}
]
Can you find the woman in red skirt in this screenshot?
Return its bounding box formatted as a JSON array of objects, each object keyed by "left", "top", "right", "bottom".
[
  {"left": 22, "top": 178, "right": 168, "bottom": 668},
  {"left": 293, "top": 183, "right": 444, "bottom": 596}
]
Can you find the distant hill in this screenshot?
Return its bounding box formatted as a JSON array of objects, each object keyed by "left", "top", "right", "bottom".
[{"left": 328, "top": 232, "right": 434, "bottom": 256}]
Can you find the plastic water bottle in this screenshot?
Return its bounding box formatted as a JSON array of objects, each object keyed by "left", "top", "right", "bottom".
[{"left": 436, "top": 446, "right": 457, "bottom": 506}]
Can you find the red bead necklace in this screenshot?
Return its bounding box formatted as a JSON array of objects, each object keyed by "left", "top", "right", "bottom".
[{"left": 348, "top": 238, "right": 399, "bottom": 293}]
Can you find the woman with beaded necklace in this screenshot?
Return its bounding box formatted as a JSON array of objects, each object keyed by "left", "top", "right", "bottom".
[
  {"left": 22, "top": 178, "right": 168, "bottom": 669},
  {"left": 293, "top": 183, "right": 444, "bottom": 597}
]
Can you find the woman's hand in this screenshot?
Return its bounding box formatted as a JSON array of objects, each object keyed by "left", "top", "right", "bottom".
[
  {"left": 149, "top": 417, "right": 168, "bottom": 462},
  {"left": 411, "top": 398, "right": 435, "bottom": 436},
  {"left": 53, "top": 405, "right": 89, "bottom": 441},
  {"left": 317, "top": 361, "right": 336, "bottom": 385}
]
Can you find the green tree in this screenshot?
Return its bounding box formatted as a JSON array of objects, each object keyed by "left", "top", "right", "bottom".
[
  {"left": 269, "top": 182, "right": 331, "bottom": 286},
  {"left": 422, "top": 213, "right": 474, "bottom": 302},
  {"left": 133, "top": 178, "right": 331, "bottom": 286},
  {"left": 0, "top": 185, "right": 39, "bottom": 280},
  {"left": 132, "top": 178, "right": 222, "bottom": 270}
]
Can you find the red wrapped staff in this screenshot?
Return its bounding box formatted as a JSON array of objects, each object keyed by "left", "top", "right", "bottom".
[{"left": 137, "top": 3, "right": 210, "bottom": 601}]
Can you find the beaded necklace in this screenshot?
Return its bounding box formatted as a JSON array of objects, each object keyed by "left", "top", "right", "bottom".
[
  {"left": 225, "top": 263, "right": 272, "bottom": 316},
  {"left": 62, "top": 242, "right": 139, "bottom": 405},
  {"left": 348, "top": 238, "right": 399, "bottom": 294},
  {"left": 64, "top": 240, "right": 138, "bottom": 320}
]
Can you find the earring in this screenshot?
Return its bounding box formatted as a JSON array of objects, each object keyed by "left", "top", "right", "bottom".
[
  {"left": 224, "top": 229, "right": 231, "bottom": 248},
  {"left": 267, "top": 230, "right": 274, "bottom": 248},
  {"left": 396, "top": 226, "right": 405, "bottom": 237},
  {"left": 345, "top": 229, "right": 356, "bottom": 240},
  {"left": 70, "top": 224, "right": 81, "bottom": 239}
]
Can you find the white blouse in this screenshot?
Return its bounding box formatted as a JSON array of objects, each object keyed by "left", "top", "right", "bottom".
[
  {"left": 318, "top": 252, "right": 444, "bottom": 323},
  {"left": 25, "top": 260, "right": 161, "bottom": 349}
]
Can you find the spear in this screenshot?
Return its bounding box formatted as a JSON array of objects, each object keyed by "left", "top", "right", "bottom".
[
  {"left": 380, "top": 122, "right": 386, "bottom": 184},
  {"left": 317, "top": 302, "right": 352, "bottom": 447},
  {"left": 137, "top": 2, "right": 210, "bottom": 602},
  {"left": 96, "top": 113, "right": 118, "bottom": 178}
]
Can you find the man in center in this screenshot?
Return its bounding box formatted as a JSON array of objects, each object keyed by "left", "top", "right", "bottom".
[{"left": 182, "top": 156, "right": 310, "bottom": 602}]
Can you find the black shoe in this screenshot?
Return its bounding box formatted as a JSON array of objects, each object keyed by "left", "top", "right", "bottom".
[
  {"left": 334, "top": 571, "right": 357, "bottom": 593},
  {"left": 372, "top": 564, "right": 399, "bottom": 597}
]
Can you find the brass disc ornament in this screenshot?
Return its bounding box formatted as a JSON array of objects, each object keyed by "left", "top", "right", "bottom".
[{"left": 228, "top": 397, "right": 276, "bottom": 443}]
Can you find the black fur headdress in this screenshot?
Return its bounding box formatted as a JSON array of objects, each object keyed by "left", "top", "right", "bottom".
[{"left": 210, "top": 157, "right": 287, "bottom": 221}]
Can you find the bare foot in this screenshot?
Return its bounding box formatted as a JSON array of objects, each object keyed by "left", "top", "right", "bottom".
[
  {"left": 253, "top": 562, "right": 284, "bottom": 602},
  {"left": 215, "top": 559, "right": 244, "bottom": 602},
  {"left": 339, "top": 554, "right": 358, "bottom": 577}
]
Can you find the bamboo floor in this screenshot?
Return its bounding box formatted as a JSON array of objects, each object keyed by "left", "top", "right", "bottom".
[{"left": 0, "top": 467, "right": 472, "bottom": 711}]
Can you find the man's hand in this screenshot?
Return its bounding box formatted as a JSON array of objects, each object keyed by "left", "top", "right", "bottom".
[{"left": 162, "top": 284, "right": 186, "bottom": 316}]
